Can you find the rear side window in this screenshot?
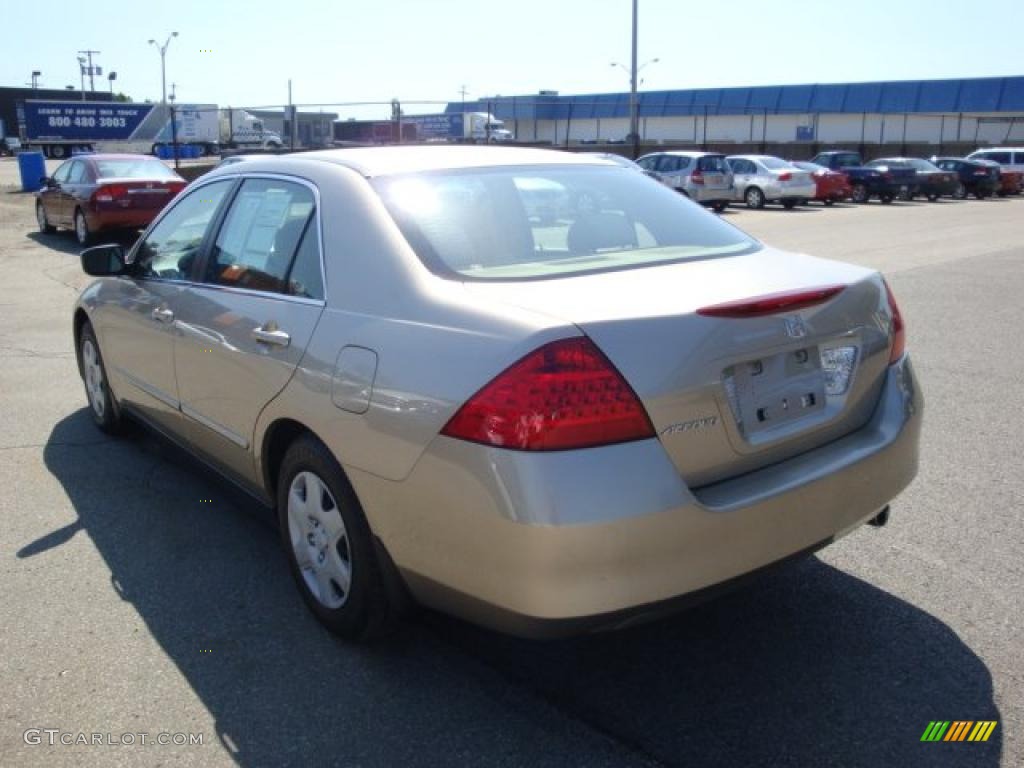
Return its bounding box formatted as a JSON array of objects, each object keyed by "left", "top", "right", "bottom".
[
  {"left": 982, "top": 151, "right": 1011, "bottom": 164},
  {"left": 657, "top": 155, "right": 688, "bottom": 173},
  {"left": 286, "top": 224, "right": 324, "bottom": 300},
  {"left": 374, "top": 165, "right": 758, "bottom": 281},
  {"left": 205, "top": 178, "right": 316, "bottom": 294}
]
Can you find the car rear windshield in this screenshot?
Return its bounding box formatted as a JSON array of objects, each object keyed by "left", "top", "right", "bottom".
[
  {"left": 94, "top": 158, "right": 179, "bottom": 180},
  {"left": 759, "top": 157, "right": 792, "bottom": 170},
  {"left": 373, "top": 165, "right": 759, "bottom": 281},
  {"left": 904, "top": 158, "right": 941, "bottom": 172}
]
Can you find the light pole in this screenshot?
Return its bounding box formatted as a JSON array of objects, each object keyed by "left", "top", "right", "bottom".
[
  {"left": 610, "top": 0, "right": 658, "bottom": 158},
  {"left": 108, "top": 71, "right": 117, "bottom": 97},
  {"left": 30, "top": 71, "right": 42, "bottom": 91},
  {"left": 77, "top": 56, "right": 87, "bottom": 101},
  {"left": 148, "top": 32, "right": 178, "bottom": 104}
]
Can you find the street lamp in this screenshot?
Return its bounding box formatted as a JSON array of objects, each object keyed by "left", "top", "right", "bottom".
[
  {"left": 30, "top": 71, "right": 42, "bottom": 91},
  {"left": 148, "top": 31, "right": 178, "bottom": 104},
  {"left": 77, "top": 55, "right": 87, "bottom": 101},
  {"left": 610, "top": 0, "right": 658, "bottom": 158},
  {"left": 108, "top": 71, "right": 117, "bottom": 97}
]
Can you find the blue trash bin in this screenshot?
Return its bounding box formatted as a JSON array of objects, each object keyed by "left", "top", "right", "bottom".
[{"left": 17, "top": 151, "right": 47, "bottom": 193}]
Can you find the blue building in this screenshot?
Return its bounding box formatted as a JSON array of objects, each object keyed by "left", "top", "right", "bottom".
[{"left": 448, "top": 76, "right": 1024, "bottom": 148}]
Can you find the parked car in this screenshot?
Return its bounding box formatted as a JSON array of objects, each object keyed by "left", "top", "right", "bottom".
[
  {"left": 636, "top": 151, "right": 734, "bottom": 212},
  {"left": 726, "top": 155, "right": 815, "bottom": 209},
  {"left": 929, "top": 157, "right": 1000, "bottom": 199},
  {"left": 790, "top": 161, "right": 852, "bottom": 205},
  {"left": 810, "top": 150, "right": 915, "bottom": 204},
  {"left": 72, "top": 146, "right": 921, "bottom": 640},
  {"left": 1, "top": 135, "right": 22, "bottom": 156},
  {"left": 865, "top": 158, "right": 958, "bottom": 201},
  {"left": 35, "top": 154, "right": 186, "bottom": 245},
  {"left": 966, "top": 147, "right": 1024, "bottom": 178}
]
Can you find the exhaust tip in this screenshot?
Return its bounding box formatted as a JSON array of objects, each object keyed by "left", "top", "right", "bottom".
[{"left": 868, "top": 506, "right": 890, "bottom": 528}]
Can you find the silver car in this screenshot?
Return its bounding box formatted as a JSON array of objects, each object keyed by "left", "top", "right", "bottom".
[
  {"left": 636, "top": 151, "right": 734, "bottom": 211},
  {"left": 73, "top": 147, "right": 922, "bottom": 639},
  {"left": 727, "top": 155, "right": 817, "bottom": 209}
]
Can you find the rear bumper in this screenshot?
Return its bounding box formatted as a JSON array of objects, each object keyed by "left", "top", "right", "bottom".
[
  {"left": 687, "top": 184, "right": 733, "bottom": 203},
  {"left": 86, "top": 208, "right": 161, "bottom": 232},
  {"left": 357, "top": 355, "right": 922, "bottom": 638}
]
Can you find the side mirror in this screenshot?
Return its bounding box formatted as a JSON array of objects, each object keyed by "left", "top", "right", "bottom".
[
  {"left": 81, "top": 244, "right": 127, "bottom": 276},
  {"left": 40, "top": 176, "right": 55, "bottom": 188}
]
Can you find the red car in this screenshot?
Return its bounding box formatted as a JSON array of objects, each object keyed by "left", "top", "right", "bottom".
[
  {"left": 996, "top": 169, "right": 1023, "bottom": 196},
  {"left": 791, "top": 161, "right": 852, "bottom": 205},
  {"left": 35, "top": 154, "right": 186, "bottom": 245}
]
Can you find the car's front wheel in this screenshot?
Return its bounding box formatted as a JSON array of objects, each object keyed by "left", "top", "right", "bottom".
[
  {"left": 74, "top": 208, "right": 92, "bottom": 246},
  {"left": 79, "top": 322, "right": 124, "bottom": 434},
  {"left": 953, "top": 182, "right": 968, "bottom": 199},
  {"left": 711, "top": 200, "right": 729, "bottom": 213},
  {"left": 851, "top": 183, "right": 869, "bottom": 203},
  {"left": 36, "top": 201, "right": 55, "bottom": 233},
  {"left": 278, "top": 435, "right": 397, "bottom": 641}
]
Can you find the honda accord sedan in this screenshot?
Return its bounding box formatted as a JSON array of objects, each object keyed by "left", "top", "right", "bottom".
[
  {"left": 72, "top": 147, "right": 922, "bottom": 639},
  {"left": 37, "top": 154, "right": 186, "bottom": 245}
]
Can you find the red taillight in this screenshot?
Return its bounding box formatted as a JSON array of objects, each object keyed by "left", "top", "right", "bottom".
[
  {"left": 697, "top": 285, "right": 846, "bottom": 318},
  {"left": 883, "top": 279, "right": 905, "bottom": 365},
  {"left": 93, "top": 183, "right": 128, "bottom": 203},
  {"left": 778, "top": 172, "right": 792, "bottom": 181},
  {"left": 440, "top": 337, "right": 654, "bottom": 451},
  {"left": 691, "top": 170, "right": 705, "bottom": 185}
]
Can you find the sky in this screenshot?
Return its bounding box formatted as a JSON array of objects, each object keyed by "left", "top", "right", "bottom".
[{"left": 4, "top": 0, "right": 1023, "bottom": 119}]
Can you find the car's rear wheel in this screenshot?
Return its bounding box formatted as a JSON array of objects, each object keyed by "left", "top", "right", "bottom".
[
  {"left": 711, "top": 200, "right": 729, "bottom": 213},
  {"left": 851, "top": 183, "right": 869, "bottom": 203},
  {"left": 36, "top": 201, "right": 55, "bottom": 233},
  {"left": 880, "top": 194, "right": 894, "bottom": 204},
  {"left": 50, "top": 145, "right": 66, "bottom": 159},
  {"left": 823, "top": 199, "right": 835, "bottom": 206},
  {"left": 79, "top": 323, "right": 124, "bottom": 434},
  {"left": 74, "top": 209, "right": 92, "bottom": 246},
  {"left": 744, "top": 187, "right": 765, "bottom": 209},
  {"left": 278, "top": 435, "right": 397, "bottom": 641},
  {"left": 898, "top": 185, "right": 912, "bottom": 201},
  {"left": 927, "top": 193, "right": 939, "bottom": 202},
  {"left": 782, "top": 199, "right": 797, "bottom": 210},
  {"left": 953, "top": 182, "right": 968, "bottom": 199}
]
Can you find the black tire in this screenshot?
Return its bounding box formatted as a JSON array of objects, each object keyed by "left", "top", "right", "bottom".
[
  {"left": 823, "top": 199, "right": 835, "bottom": 207},
  {"left": 927, "top": 193, "right": 939, "bottom": 202},
  {"left": 782, "top": 199, "right": 798, "bottom": 210},
  {"left": 880, "top": 195, "right": 894, "bottom": 204},
  {"left": 74, "top": 208, "right": 92, "bottom": 246},
  {"left": 744, "top": 187, "right": 765, "bottom": 209},
  {"left": 953, "top": 182, "right": 968, "bottom": 200},
  {"left": 79, "top": 322, "right": 124, "bottom": 434},
  {"left": 898, "top": 185, "right": 912, "bottom": 201},
  {"left": 711, "top": 200, "right": 729, "bottom": 213},
  {"left": 851, "top": 183, "right": 869, "bottom": 204},
  {"left": 50, "top": 144, "right": 66, "bottom": 159},
  {"left": 36, "top": 201, "right": 56, "bottom": 234},
  {"left": 277, "top": 435, "right": 398, "bottom": 641},
  {"left": 975, "top": 190, "right": 989, "bottom": 200}
]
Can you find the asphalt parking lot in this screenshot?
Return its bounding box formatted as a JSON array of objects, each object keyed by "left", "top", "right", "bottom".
[{"left": 1, "top": 169, "right": 1021, "bottom": 767}]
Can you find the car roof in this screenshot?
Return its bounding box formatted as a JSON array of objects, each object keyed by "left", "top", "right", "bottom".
[
  {"left": 296, "top": 146, "right": 609, "bottom": 177},
  {"left": 640, "top": 150, "right": 721, "bottom": 158},
  {"left": 971, "top": 147, "right": 1024, "bottom": 152},
  {"left": 725, "top": 154, "right": 788, "bottom": 162}
]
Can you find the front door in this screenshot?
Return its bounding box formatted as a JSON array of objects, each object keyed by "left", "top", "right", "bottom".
[
  {"left": 174, "top": 177, "right": 325, "bottom": 484},
  {"left": 98, "top": 178, "right": 236, "bottom": 433}
]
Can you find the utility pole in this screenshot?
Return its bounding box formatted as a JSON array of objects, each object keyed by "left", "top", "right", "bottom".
[
  {"left": 630, "top": 0, "right": 638, "bottom": 158},
  {"left": 78, "top": 50, "right": 101, "bottom": 92},
  {"left": 459, "top": 84, "right": 469, "bottom": 114},
  {"left": 77, "top": 56, "right": 87, "bottom": 101}
]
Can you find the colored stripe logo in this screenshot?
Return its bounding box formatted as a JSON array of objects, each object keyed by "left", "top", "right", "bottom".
[{"left": 921, "top": 721, "right": 997, "bottom": 742}]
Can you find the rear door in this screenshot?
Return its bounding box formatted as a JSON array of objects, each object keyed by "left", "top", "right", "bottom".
[
  {"left": 173, "top": 175, "right": 325, "bottom": 484},
  {"left": 697, "top": 154, "right": 732, "bottom": 191},
  {"left": 62, "top": 160, "right": 91, "bottom": 224}
]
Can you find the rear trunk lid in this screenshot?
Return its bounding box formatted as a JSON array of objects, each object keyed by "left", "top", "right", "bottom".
[
  {"left": 696, "top": 155, "right": 732, "bottom": 190},
  {"left": 94, "top": 177, "right": 185, "bottom": 210},
  {"left": 464, "top": 248, "right": 894, "bottom": 487}
]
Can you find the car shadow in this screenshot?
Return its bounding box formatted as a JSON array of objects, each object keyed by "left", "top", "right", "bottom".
[
  {"left": 32, "top": 409, "right": 1002, "bottom": 767},
  {"left": 27, "top": 230, "right": 140, "bottom": 257}
]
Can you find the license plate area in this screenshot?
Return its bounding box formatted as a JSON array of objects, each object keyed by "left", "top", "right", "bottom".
[{"left": 725, "top": 346, "right": 825, "bottom": 437}]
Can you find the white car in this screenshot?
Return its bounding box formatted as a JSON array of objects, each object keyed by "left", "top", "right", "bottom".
[{"left": 726, "top": 155, "right": 816, "bottom": 209}]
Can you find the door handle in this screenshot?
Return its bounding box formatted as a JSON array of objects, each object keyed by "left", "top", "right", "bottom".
[
  {"left": 151, "top": 307, "right": 175, "bottom": 324},
  {"left": 252, "top": 323, "right": 290, "bottom": 348}
]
